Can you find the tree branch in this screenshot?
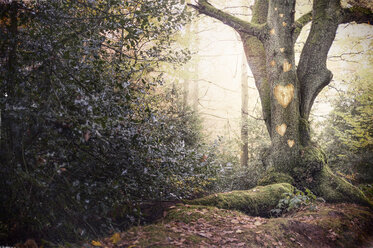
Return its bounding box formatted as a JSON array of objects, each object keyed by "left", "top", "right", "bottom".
[
  {"left": 297, "top": 0, "right": 342, "bottom": 119},
  {"left": 188, "top": 0, "right": 266, "bottom": 40},
  {"left": 293, "top": 11, "right": 312, "bottom": 42}
]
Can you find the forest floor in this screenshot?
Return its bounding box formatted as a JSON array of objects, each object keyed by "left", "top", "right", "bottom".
[{"left": 85, "top": 202, "right": 373, "bottom": 248}]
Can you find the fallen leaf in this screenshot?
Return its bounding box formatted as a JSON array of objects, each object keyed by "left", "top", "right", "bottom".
[
  {"left": 91, "top": 240, "right": 102, "bottom": 247},
  {"left": 231, "top": 219, "right": 239, "bottom": 224},
  {"left": 110, "top": 232, "right": 121, "bottom": 244},
  {"left": 236, "top": 229, "right": 243, "bottom": 234},
  {"left": 198, "top": 232, "right": 211, "bottom": 238},
  {"left": 254, "top": 221, "right": 262, "bottom": 226}
]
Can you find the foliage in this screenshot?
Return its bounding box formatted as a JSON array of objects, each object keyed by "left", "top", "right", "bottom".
[
  {"left": 0, "top": 0, "right": 220, "bottom": 243},
  {"left": 317, "top": 75, "right": 373, "bottom": 183},
  {"left": 211, "top": 117, "right": 270, "bottom": 192},
  {"left": 332, "top": 79, "right": 373, "bottom": 152},
  {"left": 359, "top": 184, "right": 373, "bottom": 202},
  {"left": 271, "top": 188, "right": 318, "bottom": 217}
]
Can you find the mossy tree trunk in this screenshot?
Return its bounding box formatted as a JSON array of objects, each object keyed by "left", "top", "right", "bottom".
[{"left": 189, "top": 0, "right": 373, "bottom": 204}]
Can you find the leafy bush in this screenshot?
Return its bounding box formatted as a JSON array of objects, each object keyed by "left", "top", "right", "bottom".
[
  {"left": 0, "top": 0, "right": 219, "bottom": 243},
  {"left": 271, "top": 188, "right": 319, "bottom": 217},
  {"left": 210, "top": 117, "right": 270, "bottom": 192}
]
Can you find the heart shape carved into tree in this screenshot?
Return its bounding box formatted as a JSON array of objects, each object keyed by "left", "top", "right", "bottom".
[
  {"left": 287, "top": 139, "right": 295, "bottom": 148},
  {"left": 274, "top": 84, "right": 294, "bottom": 108},
  {"left": 276, "top": 124, "right": 287, "bottom": 136}
]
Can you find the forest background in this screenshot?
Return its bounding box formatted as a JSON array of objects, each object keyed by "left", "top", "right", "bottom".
[{"left": 0, "top": 0, "right": 372, "bottom": 244}]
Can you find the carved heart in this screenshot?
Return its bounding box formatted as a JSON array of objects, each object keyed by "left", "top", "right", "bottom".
[
  {"left": 276, "top": 124, "right": 287, "bottom": 136},
  {"left": 274, "top": 84, "right": 294, "bottom": 108},
  {"left": 283, "top": 60, "right": 292, "bottom": 72},
  {"left": 287, "top": 139, "right": 295, "bottom": 148}
]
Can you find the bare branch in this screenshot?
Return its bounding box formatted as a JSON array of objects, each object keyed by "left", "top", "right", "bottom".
[{"left": 188, "top": 0, "right": 266, "bottom": 40}]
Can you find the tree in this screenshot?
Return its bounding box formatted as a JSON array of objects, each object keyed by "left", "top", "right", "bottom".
[
  {"left": 240, "top": 52, "right": 249, "bottom": 167},
  {"left": 319, "top": 74, "right": 373, "bottom": 183},
  {"left": 188, "top": 0, "right": 373, "bottom": 204}
]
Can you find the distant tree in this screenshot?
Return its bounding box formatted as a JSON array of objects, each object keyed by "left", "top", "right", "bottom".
[
  {"left": 240, "top": 53, "right": 249, "bottom": 167},
  {"left": 188, "top": 0, "right": 373, "bottom": 204}
]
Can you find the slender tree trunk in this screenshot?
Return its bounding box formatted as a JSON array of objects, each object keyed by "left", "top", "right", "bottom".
[
  {"left": 192, "top": 22, "right": 200, "bottom": 112},
  {"left": 240, "top": 53, "right": 249, "bottom": 167},
  {"left": 183, "top": 78, "right": 189, "bottom": 110},
  {"left": 192, "top": 72, "right": 199, "bottom": 112}
]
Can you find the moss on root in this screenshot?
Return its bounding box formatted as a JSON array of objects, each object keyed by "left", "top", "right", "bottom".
[
  {"left": 184, "top": 183, "right": 293, "bottom": 217},
  {"left": 258, "top": 145, "right": 372, "bottom": 209},
  {"left": 312, "top": 166, "right": 373, "bottom": 208},
  {"left": 165, "top": 205, "right": 222, "bottom": 224},
  {"left": 258, "top": 169, "right": 294, "bottom": 186},
  {"left": 292, "top": 146, "right": 325, "bottom": 184}
]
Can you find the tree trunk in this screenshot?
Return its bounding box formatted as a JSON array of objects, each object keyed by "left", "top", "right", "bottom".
[
  {"left": 261, "top": 0, "right": 301, "bottom": 173},
  {"left": 240, "top": 53, "right": 249, "bottom": 167}
]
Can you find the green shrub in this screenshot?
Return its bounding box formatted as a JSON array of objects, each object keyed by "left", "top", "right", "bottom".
[{"left": 271, "top": 188, "right": 320, "bottom": 217}]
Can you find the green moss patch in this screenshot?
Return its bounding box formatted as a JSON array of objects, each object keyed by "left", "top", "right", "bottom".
[
  {"left": 164, "top": 205, "right": 226, "bottom": 224},
  {"left": 313, "top": 166, "right": 373, "bottom": 208},
  {"left": 360, "top": 184, "right": 373, "bottom": 202},
  {"left": 184, "top": 183, "right": 294, "bottom": 216},
  {"left": 258, "top": 171, "right": 294, "bottom": 186}
]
